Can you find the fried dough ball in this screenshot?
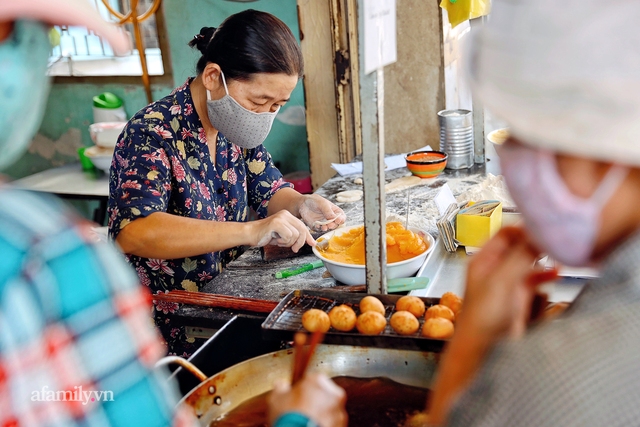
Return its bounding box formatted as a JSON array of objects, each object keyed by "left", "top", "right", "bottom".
[
  {"left": 425, "top": 304, "right": 456, "bottom": 322},
  {"left": 356, "top": 311, "right": 387, "bottom": 335},
  {"left": 359, "top": 296, "right": 386, "bottom": 316},
  {"left": 440, "top": 292, "right": 463, "bottom": 317},
  {"left": 301, "top": 309, "right": 331, "bottom": 333},
  {"left": 329, "top": 304, "right": 357, "bottom": 332},
  {"left": 421, "top": 317, "right": 454, "bottom": 339},
  {"left": 395, "top": 296, "right": 426, "bottom": 318},
  {"left": 404, "top": 412, "right": 430, "bottom": 427},
  {"left": 390, "top": 311, "right": 419, "bottom": 335}
]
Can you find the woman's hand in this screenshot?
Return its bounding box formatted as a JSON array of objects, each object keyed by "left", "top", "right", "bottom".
[
  {"left": 298, "top": 194, "right": 346, "bottom": 231},
  {"left": 267, "top": 373, "right": 348, "bottom": 427},
  {"left": 251, "top": 210, "right": 315, "bottom": 252}
]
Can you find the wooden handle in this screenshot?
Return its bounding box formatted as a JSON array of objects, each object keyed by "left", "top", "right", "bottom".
[
  {"left": 292, "top": 330, "right": 324, "bottom": 386},
  {"left": 152, "top": 291, "right": 278, "bottom": 313}
]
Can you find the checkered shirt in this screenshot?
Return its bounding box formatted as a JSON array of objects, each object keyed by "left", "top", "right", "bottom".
[
  {"left": 0, "top": 187, "right": 196, "bottom": 426},
  {"left": 448, "top": 231, "right": 640, "bottom": 427}
]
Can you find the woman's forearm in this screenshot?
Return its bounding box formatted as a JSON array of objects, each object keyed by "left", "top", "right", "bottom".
[
  {"left": 115, "top": 211, "right": 255, "bottom": 259},
  {"left": 268, "top": 188, "right": 304, "bottom": 217}
]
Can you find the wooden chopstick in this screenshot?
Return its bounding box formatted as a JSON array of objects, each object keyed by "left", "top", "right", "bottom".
[
  {"left": 292, "top": 332, "right": 307, "bottom": 385},
  {"left": 292, "top": 330, "right": 324, "bottom": 385},
  {"left": 151, "top": 290, "right": 278, "bottom": 313}
]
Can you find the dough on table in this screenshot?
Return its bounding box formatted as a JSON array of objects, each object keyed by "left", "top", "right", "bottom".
[
  {"left": 385, "top": 176, "right": 423, "bottom": 194},
  {"left": 336, "top": 190, "right": 363, "bottom": 203}
]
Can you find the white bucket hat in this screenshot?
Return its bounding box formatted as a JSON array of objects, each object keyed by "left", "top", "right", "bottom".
[
  {"left": 0, "top": 0, "right": 130, "bottom": 54},
  {"left": 468, "top": 0, "right": 640, "bottom": 166}
]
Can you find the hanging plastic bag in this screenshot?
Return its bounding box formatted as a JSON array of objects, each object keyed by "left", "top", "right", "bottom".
[{"left": 440, "top": 0, "right": 491, "bottom": 28}]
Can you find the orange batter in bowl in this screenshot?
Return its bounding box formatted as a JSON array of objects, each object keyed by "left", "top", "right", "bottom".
[{"left": 318, "top": 222, "right": 428, "bottom": 264}]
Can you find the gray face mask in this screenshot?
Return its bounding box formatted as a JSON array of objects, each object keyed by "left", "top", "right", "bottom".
[{"left": 206, "top": 72, "right": 279, "bottom": 149}]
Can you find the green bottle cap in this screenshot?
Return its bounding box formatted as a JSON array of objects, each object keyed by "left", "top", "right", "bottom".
[{"left": 93, "top": 92, "right": 123, "bottom": 109}]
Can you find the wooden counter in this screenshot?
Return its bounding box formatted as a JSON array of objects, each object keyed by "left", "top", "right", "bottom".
[{"left": 171, "top": 163, "right": 493, "bottom": 332}]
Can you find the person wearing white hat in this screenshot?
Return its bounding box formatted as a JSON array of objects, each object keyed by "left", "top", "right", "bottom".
[
  {"left": 270, "top": 0, "right": 640, "bottom": 426},
  {"left": 0, "top": 1, "right": 199, "bottom": 425},
  {"left": 425, "top": 0, "right": 640, "bottom": 425}
]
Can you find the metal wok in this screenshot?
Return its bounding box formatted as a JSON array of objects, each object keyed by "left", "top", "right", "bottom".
[{"left": 165, "top": 344, "right": 439, "bottom": 426}]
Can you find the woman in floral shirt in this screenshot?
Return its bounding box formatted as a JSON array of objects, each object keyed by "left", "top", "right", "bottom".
[{"left": 108, "top": 10, "right": 345, "bottom": 356}]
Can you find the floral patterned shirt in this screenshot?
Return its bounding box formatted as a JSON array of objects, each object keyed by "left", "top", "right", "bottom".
[{"left": 108, "top": 78, "right": 291, "bottom": 296}]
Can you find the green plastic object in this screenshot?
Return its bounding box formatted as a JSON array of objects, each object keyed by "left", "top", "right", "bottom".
[
  {"left": 275, "top": 260, "right": 325, "bottom": 279},
  {"left": 77, "top": 147, "right": 95, "bottom": 172},
  {"left": 93, "top": 92, "right": 123, "bottom": 109},
  {"left": 387, "top": 277, "right": 430, "bottom": 293}
]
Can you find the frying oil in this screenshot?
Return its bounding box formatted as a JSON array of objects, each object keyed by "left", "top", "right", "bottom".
[{"left": 210, "top": 376, "right": 430, "bottom": 427}]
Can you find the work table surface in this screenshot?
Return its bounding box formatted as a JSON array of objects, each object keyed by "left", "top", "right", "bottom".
[{"left": 173, "top": 163, "right": 493, "bottom": 329}]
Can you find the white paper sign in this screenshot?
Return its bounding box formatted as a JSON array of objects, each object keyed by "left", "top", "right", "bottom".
[
  {"left": 434, "top": 184, "right": 457, "bottom": 216},
  {"left": 364, "top": 0, "right": 397, "bottom": 74}
]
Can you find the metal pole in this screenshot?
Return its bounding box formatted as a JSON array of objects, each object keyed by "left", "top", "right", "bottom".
[
  {"left": 358, "top": 0, "right": 387, "bottom": 294},
  {"left": 101, "top": 0, "right": 162, "bottom": 103},
  {"left": 470, "top": 17, "right": 485, "bottom": 164}
]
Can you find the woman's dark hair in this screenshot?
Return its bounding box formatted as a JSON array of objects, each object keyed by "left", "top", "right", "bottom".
[{"left": 188, "top": 9, "right": 303, "bottom": 80}]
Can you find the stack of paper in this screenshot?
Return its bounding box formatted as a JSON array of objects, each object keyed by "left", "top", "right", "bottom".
[{"left": 437, "top": 203, "right": 460, "bottom": 252}]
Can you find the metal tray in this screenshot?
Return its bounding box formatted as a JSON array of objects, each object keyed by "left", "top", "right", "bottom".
[
  {"left": 261, "top": 289, "right": 446, "bottom": 352},
  {"left": 411, "top": 238, "right": 585, "bottom": 303},
  {"left": 412, "top": 237, "right": 468, "bottom": 298}
]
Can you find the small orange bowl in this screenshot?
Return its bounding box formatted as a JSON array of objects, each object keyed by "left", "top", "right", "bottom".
[{"left": 405, "top": 150, "right": 448, "bottom": 178}]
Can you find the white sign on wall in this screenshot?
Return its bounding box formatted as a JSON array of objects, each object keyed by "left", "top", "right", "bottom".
[{"left": 363, "top": 0, "right": 397, "bottom": 74}]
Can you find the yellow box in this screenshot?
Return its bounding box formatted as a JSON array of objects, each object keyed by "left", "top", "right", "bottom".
[{"left": 456, "top": 201, "right": 503, "bottom": 247}]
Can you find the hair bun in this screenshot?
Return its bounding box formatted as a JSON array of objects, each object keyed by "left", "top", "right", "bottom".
[{"left": 188, "top": 26, "right": 216, "bottom": 54}]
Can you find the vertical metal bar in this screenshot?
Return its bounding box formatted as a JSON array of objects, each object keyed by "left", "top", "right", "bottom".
[
  {"left": 133, "top": 19, "right": 153, "bottom": 102},
  {"left": 84, "top": 33, "right": 90, "bottom": 56},
  {"left": 358, "top": 0, "right": 387, "bottom": 295},
  {"left": 470, "top": 17, "right": 485, "bottom": 164},
  {"left": 71, "top": 33, "right": 78, "bottom": 56},
  {"left": 346, "top": 0, "right": 363, "bottom": 156}
]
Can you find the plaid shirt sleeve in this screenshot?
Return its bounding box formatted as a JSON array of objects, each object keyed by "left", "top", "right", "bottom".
[{"left": 0, "top": 188, "right": 197, "bottom": 427}]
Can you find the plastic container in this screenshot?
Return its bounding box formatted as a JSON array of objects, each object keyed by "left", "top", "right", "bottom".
[
  {"left": 89, "top": 122, "right": 127, "bottom": 148},
  {"left": 84, "top": 145, "right": 115, "bottom": 173},
  {"left": 283, "top": 171, "right": 313, "bottom": 194},
  {"left": 93, "top": 92, "right": 126, "bottom": 123}
]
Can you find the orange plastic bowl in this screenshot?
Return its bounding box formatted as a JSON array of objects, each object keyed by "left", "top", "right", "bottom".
[{"left": 405, "top": 150, "right": 448, "bottom": 178}]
